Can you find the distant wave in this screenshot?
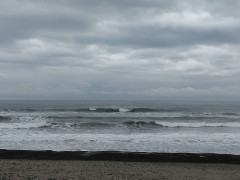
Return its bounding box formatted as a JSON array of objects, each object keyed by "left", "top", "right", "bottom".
[
  {"left": 2, "top": 108, "right": 239, "bottom": 117},
  {"left": 2, "top": 107, "right": 184, "bottom": 113},
  {"left": 75, "top": 107, "right": 158, "bottom": 113},
  {"left": 86, "top": 107, "right": 184, "bottom": 113},
  {"left": 222, "top": 113, "right": 239, "bottom": 116},
  {"left": 0, "top": 116, "right": 11, "bottom": 121}
]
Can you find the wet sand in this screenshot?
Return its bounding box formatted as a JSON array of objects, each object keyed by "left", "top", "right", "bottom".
[{"left": 0, "top": 149, "right": 240, "bottom": 180}]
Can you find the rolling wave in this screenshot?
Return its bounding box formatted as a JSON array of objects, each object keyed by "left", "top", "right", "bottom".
[
  {"left": 124, "top": 121, "right": 163, "bottom": 128},
  {"left": 38, "top": 122, "right": 115, "bottom": 129},
  {"left": 222, "top": 113, "right": 239, "bottom": 116},
  {"left": 0, "top": 116, "right": 11, "bottom": 121},
  {"left": 2, "top": 107, "right": 184, "bottom": 113},
  {"left": 32, "top": 121, "right": 162, "bottom": 129},
  {"left": 5, "top": 120, "right": 238, "bottom": 130},
  {"left": 81, "top": 107, "right": 183, "bottom": 113},
  {"left": 123, "top": 121, "right": 240, "bottom": 128},
  {"left": 70, "top": 107, "right": 159, "bottom": 113}
]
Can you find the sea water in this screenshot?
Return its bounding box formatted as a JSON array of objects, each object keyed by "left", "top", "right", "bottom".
[{"left": 0, "top": 100, "right": 239, "bottom": 154}]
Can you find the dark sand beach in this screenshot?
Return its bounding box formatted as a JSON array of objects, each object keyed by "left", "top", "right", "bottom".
[
  {"left": 1, "top": 150, "right": 240, "bottom": 180},
  {"left": 1, "top": 159, "right": 240, "bottom": 180}
]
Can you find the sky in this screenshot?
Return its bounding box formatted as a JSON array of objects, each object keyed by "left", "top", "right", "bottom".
[{"left": 0, "top": 0, "right": 239, "bottom": 100}]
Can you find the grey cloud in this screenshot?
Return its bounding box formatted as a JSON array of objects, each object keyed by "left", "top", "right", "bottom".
[
  {"left": 106, "top": 25, "right": 239, "bottom": 48},
  {"left": 0, "top": 0, "right": 239, "bottom": 100},
  {"left": 0, "top": 13, "right": 92, "bottom": 44}
]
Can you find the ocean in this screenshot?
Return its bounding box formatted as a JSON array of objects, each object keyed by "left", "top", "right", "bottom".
[{"left": 0, "top": 100, "right": 239, "bottom": 154}]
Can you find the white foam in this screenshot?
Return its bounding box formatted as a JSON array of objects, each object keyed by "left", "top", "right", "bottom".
[
  {"left": 0, "top": 116, "right": 48, "bottom": 129},
  {"left": 155, "top": 121, "right": 240, "bottom": 128},
  {"left": 89, "top": 107, "right": 96, "bottom": 111},
  {"left": 1, "top": 132, "right": 240, "bottom": 154},
  {"left": 119, "top": 108, "right": 131, "bottom": 112}
]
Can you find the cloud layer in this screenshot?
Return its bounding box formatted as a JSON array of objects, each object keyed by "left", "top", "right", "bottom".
[{"left": 0, "top": 0, "right": 239, "bottom": 100}]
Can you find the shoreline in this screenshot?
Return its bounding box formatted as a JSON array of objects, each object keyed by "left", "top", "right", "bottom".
[
  {"left": 1, "top": 149, "right": 240, "bottom": 179},
  {"left": 1, "top": 149, "right": 240, "bottom": 164}
]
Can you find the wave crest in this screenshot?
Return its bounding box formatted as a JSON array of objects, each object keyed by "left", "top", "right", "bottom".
[
  {"left": 124, "top": 121, "right": 163, "bottom": 128},
  {"left": 4, "top": 107, "right": 181, "bottom": 113},
  {"left": 0, "top": 116, "right": 11, "bottom": 121}
]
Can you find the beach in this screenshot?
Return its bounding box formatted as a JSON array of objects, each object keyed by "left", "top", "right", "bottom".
[
  {"left": 1, "top": 159, "right": 240, "bottom": 180},
  {"left": 1, "top": 150, "right": 240, "bottom": 180}
]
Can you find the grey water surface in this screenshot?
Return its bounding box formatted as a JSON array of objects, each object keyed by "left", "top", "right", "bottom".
[{"left": 0, "top": 100, "right": 239, "bottom": 154}]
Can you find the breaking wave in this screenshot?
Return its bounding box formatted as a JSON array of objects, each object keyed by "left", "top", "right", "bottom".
[
  {"left": 222, "top": 113, "right": 239, "bottom": 116},
  {"left": 124, "top": 121, "right": 163, "bottom": 128},
  {"left": 3, "top": 107, "right": 184, "bottom": 113},
  {"left": 0, "top": 116, "right": 11, "bottom": 121},
  {"left": 86, "top": 107, "right": 184, "bottom": 113},
  {"left": 6, "top": 120, "right": 238, "bottom": 130},
  {"left": 123, "top": 121, "right": 240, "bottom": 128},
  {"left": 38, "top": 122, "right": 115, "bottom": 129}
]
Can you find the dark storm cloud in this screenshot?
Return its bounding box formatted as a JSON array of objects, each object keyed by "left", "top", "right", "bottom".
[{"left": 0, "top": 0, "right": 239, "bottom": 100}]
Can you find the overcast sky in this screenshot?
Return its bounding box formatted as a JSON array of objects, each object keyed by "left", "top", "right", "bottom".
[{"left": 0, "top": 0, "right": 239, "bottom": 100}]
